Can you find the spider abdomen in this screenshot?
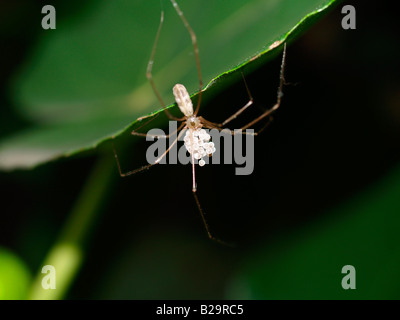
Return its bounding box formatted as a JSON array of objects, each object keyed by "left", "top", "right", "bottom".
[{"left": 173, "top": 83, "right": 193, "bottom": 117}]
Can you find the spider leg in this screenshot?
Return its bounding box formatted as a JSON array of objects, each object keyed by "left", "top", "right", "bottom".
[
  {"left": 240, "top": 43, "right": 287, "bottom": 131},
  {"left": 202, "top": 44, "right": 287, "bottom": 133},
  {"left": 200, "top": 117, "right": 257, "bottom": 136},
  {"left": 188, "top": 131, "right": 233, "bottom": 246},
  {"left": 147, "top": 10, "right": 183, "bottom": 121},
  {"left": 170, "top": 0, "right": 203, "bottom": 116},
  {"left": 112, "top": 127, "right": 186, "bottom": 177},
  {"left": 216, "top": 72, "right": 254, "bottom": 127}
]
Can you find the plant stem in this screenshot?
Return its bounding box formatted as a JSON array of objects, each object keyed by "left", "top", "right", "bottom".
[{"left": 28, "top": 155, "right": 115, "bottom": 300}]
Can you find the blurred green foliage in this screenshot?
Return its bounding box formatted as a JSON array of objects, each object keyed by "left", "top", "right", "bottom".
[
  {"left": 228, "top": 165, "right": 400, "bottom": 299},
  {"left": 0, "top": 248, "right": 30, "bottom": 299}
]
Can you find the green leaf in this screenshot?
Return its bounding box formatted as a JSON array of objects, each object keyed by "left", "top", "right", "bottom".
[
  {"left": 1, "top": 0, "right": 339, "bottom": 170},
  {"left": 227, "top": 165, "right": 400, "bottom": 300},
  {"left": 0, "top": 248, "right": 31, "bottom": 300}
]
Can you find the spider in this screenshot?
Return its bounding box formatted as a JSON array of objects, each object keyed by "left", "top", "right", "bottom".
[{"left": 112, "top": 0, "right": 287, "bottom": 244}]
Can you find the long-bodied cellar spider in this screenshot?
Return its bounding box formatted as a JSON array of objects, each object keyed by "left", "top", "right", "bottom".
[{"left": 113, "top": 0, "right": 287, "bottom": 244}]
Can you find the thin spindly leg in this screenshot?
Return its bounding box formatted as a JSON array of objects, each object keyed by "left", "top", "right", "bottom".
[
  {"left": 205, "top": 42, "right": 286, "bottom": 134},
  {"left": 240, "top": 43, "right": 287, "bottom": 131},
  {"left": 189, "top": 133, "right": 233, "bottom": 246},
  {"left": 254, "top": 115, "right": 274, "bottom": 135},
  {"left": 217, "top": 72, "right": 254, "bottom": 127},
  {"left": 202, "top": 116, "right": 274, "bottom": 136},
  {"left": 130, "top": 113, "right": 161, "bottom": 136},
  {"left": 170, "top": 0, "right": 203, "bottom": 116},
  {"left": 147, "top": 10, "right": 184, "bottom": 121},
  {"left": 207, "top": 44, "right": 286, "bottom": 132},
  {"left": 112, "top": 127, "right": 186, "bottom": 177},
  {"left": 200, "top": 117, "right": 257, "bottom": 136}
]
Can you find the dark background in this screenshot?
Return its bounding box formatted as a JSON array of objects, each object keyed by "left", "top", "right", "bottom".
[{"left": 1, "top": 0, "right": 399, "bottom": 299}]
